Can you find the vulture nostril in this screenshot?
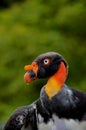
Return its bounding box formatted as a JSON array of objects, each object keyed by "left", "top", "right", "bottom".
[
  {"left": 33, "top": 64, "right": 36, "bottom": 67},
  {"left": 32, "top": 62, "right": 36, "bottom": 67}
]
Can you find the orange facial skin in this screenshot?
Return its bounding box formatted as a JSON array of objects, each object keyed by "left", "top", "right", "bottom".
[
  {"left": 24, "top": 62, "right": 38, "bottom": 83},
  {"left": 45, "top": 62, "right": 68, "bottom": 98}
]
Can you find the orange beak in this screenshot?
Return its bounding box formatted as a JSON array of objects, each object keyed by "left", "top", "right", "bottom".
[{"left": 24, "top": 62, "right": 38, "bottom": 83}]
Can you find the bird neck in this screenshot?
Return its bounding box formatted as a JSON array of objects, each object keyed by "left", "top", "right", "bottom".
[{"left": 45, "top": 62, "right": 68, "bottom": 99}]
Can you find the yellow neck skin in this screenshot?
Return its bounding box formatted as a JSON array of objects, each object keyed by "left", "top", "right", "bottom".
[{"left": 45, "top": 62, "right": 68, "bottom": 99}]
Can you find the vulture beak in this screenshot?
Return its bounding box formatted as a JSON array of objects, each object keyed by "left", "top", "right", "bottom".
[{"left": 24, "top": 62, "right": 38, "bottom": 84}]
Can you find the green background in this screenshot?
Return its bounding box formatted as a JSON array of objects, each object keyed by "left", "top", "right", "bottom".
[{"left": 0, "top": 0, "right": 86, "bottom": 126}]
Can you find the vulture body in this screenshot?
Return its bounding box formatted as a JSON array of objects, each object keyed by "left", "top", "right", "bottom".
[{"left": 4, "top": 52, "right": 86, "bottom": 130}]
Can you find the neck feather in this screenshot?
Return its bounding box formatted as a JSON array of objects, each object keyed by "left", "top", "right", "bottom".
[{"left": 45, "top": 62, "right": 68, "bottom": 99}]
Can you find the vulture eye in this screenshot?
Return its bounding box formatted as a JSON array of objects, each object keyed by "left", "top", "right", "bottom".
[{"left": 43, "top": 58, "right": 51, "bottom": 66}]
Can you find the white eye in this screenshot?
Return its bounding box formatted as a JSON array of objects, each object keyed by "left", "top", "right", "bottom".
[{"left": 43, "top": 58, "right": 50, "bottom": 65}]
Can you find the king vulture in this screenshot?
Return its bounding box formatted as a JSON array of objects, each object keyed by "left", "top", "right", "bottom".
[{"left": 4, "top": 52, "right": 86, "bottom": 130}]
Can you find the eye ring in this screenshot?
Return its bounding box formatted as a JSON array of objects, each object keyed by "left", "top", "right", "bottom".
[{"left": 43, "top": 58, "right": 51, "bottom": 65}]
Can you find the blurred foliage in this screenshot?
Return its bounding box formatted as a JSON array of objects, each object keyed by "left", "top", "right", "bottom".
[
  {"left": 0, "top": 0, "right": 24, "bottom": 8},
  {"left": 0, "top": 0, "right": 86, "bottom": 123}
]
